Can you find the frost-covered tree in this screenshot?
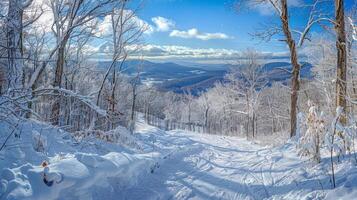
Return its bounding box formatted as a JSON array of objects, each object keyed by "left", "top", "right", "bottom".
[
  {"left": 6, "top": 0, "right": 33, "bottom": 91},
  {"left": 299, "top": 101, "right": 325, "bottom": 163},
  {"left": 95, "top": 0, "right": 147, "bottom": 129},
  {"left": 225, "top": 49, "right": 267, "bottom": 137},
  {"left": 235, "top": 0, "right": 334, "bottom": 138},
  {"left": 48, "top": 0, "right": 115, "bottom": 125},
  {"left": 304, "top": 38, "right": 336, "bottom": 116},
  {"left": 0, "top": 4, "right": 7, "bottom": 94},
  {"left": 258, "top": 83, "right": 290, "bottom": 137},
  {"left": 324, "top": 106, "right": 357, "bottom": 187}
]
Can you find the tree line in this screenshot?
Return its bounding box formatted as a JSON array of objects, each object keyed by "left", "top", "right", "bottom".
[{"left": 0, "top": 0, "right": 356, "bottom": 146}]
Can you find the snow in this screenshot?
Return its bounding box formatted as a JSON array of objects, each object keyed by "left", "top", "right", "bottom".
[
  {"left": 348, "top": 17, "right": 357, "bottom": 41},
  {"left": 1, "top": 117, "right": 357, "bottom": 199},
  {"left": 35, "top": 87, "right": 107, "bottom": 117}
]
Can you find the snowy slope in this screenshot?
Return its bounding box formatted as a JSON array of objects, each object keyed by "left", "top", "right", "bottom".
[
  {"left": 118, "top": 120, "right": 357, "bottom": 200},
  {"left": 1, "top": 118, "right": 357, "bottom": 199},
  {"left": 0, "top": 119, "right": 159, "bottom": 200}
]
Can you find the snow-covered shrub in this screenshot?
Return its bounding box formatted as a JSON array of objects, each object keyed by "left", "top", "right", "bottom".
[
  {"left": 110, "top": 126, "right": 142, "bottom": 150},
  {"left": 32, "top": 131, "right": 47, "bottom": 153},
  {"left": 72, "top": 130, "right": 118, "bottom": 143},
  {"left": 324, "top": 107, "right": 357, "bottom": 188},
  {"left": 296, "top": 112, "right": 306, "bottom": 141},
  {"left": 72, "top": 126, "right": 141, "bottom": 149},
  {"left": 325, "top": 107, "right": 356, "bottom": 159},
  {"left": 299, "top": 101, "right": 325, "bottom": 162}
]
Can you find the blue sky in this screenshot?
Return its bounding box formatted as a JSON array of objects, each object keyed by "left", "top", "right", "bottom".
[
  {"left": 94, "top": 0, "right": 355, "bottom": 64},
  {"left": 138, "top": 0, "right": 286, "bottom": 51}
]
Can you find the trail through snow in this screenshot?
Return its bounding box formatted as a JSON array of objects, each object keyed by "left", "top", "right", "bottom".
[
  {"left": 2, "top": 118, "right": 356, "bottom": 200},
  {"left": 122, "top": 121, "right": 328, "bottom": 200}
]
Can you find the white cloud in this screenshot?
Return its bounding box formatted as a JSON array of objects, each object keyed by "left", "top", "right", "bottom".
[
  {"left": 150, "top": 16, "right": 231, "bottom": 41},
  {"left": 130, "top": 45, "right": 290, "bottom": 64},
  {"left": 169, "top": 28, "right": 232, "bottom": 40},
  {"left": 86, "top": 43, "right": 289, "bottom": 63},
  {"left": 151, "top": 16, "right": 175, "bottom": 32},
  {"left": 96, "top": 15, "right": 112, "bottom": 37},
  {"left": 96, "top": 10, "right": 154, "bottom": 37},
  {"left": 28, "top": 0, "right": 53, "bottom": 33},
  {"left": 28, "top": 1, "right": 154, "bottom": 36}
]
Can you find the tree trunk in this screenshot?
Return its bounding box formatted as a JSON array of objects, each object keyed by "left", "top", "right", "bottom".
[
  {"left": 129, "top": 83, "right": 137, "bottom": 132},
  {"left": 131, "top": 89, "right": 136, "bottom": 122},
  {"left": 188, "top": 105, "right": 191, "bottom": 125},
  {"left": 280, "top": 0, "right": 301, "bottom": 137},
  {"left": 251, "top": 111, "right": 255, "bottom": 138},
  {"left": 110, "top": 68, "right": 117, "bottom": 129},
  {"left": 6, "top": 0, "right": 26, "bottom": 91},
  {"left": 335, "top": 0, "right": 347, "bottom": 125},
  {"left": 204, "top": 107, "right": 209, "bottom": 133},
  {"left": 246, "top": 93, "right": 250, "bottom": 138},
  {"left": 25, "top": 83, "right": 36, "bottom": 118},
  {"left": 51, "top": 43, "right": 66, "bottom": 125}
]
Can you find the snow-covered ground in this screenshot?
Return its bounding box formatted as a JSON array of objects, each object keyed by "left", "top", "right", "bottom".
[{"left": 1, "top": 117, "right": 357, "bottom": 199}]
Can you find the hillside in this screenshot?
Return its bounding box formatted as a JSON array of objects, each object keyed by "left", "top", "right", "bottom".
[{"left": 97, "top": 60, "right": 313, "bottom": 94}]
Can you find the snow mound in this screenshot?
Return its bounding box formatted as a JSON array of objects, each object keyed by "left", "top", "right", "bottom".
[
  {"left": 0, "top": 152, "right": 157, "bottom": 200},
  {"left": 0, "top": 119, "right": 158, "bottom": 200}
]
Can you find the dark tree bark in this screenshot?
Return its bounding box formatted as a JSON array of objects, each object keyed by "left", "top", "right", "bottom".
[
  {"left": 110, "top": 67, "right": 117, "bottom": 128},
  {"left": 280, "top": 0, "right": 301, "bottom": 137},
  {"left": 51, "top": 41, "right": 68, "bottom": 125},
  {"left": 335, "top": 0, "right": 347, "bottom": 124}
]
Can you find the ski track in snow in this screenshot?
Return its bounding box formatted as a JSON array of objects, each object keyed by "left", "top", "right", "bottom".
[{"left": 120, "top": 121, "right": 326, "bottom": 200}]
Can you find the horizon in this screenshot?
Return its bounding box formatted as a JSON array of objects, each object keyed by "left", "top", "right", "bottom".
[{"left": 81, "top": 0, "right": 354, "bottom": 64}]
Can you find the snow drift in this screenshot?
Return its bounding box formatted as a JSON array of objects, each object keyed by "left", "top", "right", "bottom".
[{"left": 0, "top": 119, "right": 158, "bottom": 200}]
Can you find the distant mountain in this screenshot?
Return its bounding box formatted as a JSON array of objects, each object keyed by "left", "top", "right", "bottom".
[
  {"left": 159, "top": 70, "right": 226, "bottom": 94},
  {"left": 97, "top": 60, "right": 207, "bottom": 79},
  {"left": 96, "top": 60, "right": 313, "bottom": 94},
  {"left": 261, "top": 61, "right": 313, "bottom": 84}
]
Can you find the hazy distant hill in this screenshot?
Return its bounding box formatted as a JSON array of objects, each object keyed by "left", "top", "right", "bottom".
[
  {"left": 98, "top": 60, "right": 206, "bottom": 79},
  {"left": 97, "top": 60, "right": 313, "bottom": 94},
  {"left": 261, "top": 61, "right": 313, "bottom": 84}
]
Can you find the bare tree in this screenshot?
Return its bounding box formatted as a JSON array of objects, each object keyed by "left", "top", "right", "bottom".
[
  {"left": 129, "top": 69, "right": 141, "bottom": 132},
  {"left": 0, "top": 16, "right": 6, "bottom": 94},
  {"left": 334, "top": 0, "right": 347, "bottom": 124},
  {"left": 183, "top": 89, "right": 195, "bottom": 128},
  {"left": 226, "top": 49, "right": 267, "bottom": 138},
  {"left": 236, "top": 0, "right": 333, "bottom": 137},
  {"left": 94, "top": 1, "right": 146, "bottom": 129},
  {"left": 203, "top": 93, "right": 210, "bottom": 132},
  {"left": 49, "top": 0, "right": 114, "bottom": 125},
  {"left": 279, "top": 0, "right": 301, "bottom": 137},
  {"left": 6, "top": 0, "right": 33, "bottom": 91}
]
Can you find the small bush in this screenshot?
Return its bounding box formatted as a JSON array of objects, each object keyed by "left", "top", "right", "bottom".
[{"left": 299, "top": 101, "right": 325, "bottom": 163}]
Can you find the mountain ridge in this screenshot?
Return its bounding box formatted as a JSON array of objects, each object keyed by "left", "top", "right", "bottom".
[{"left": 96, "top": 60, "right": 313, "bottom": 94}]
